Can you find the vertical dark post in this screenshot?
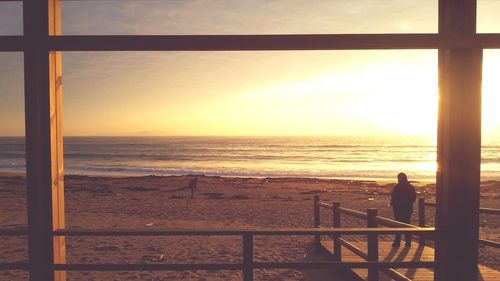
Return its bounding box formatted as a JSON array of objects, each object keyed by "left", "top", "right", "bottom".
[
  {"left": 436, "top": 1, "right": 481, "bottom": 280},
  {"left": 367, "top": 209, "right": 378, "bottom": 281},
  {"left": 23, "top": 0, "right": 65, "bottom": 280},
  {"left": 243, "top": 233, "right": 253, "bottom": 281},
  {"left": 332, "top": 201, "right": 341, "bottom": 261},
  {"left": 313, "top": 195, "right": 320, "bottom": 248},
  {"left": 418, "top": 198, "right": 426, "bottom": 244}
]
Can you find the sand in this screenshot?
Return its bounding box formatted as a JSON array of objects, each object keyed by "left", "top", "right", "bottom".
[{"left": 0, "top": 173, "right": 498, "bottom": 280}]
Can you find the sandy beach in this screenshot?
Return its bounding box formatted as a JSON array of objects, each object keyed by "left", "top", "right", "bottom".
[{"left": 0, "top": 173, "right": 498, "bottom": 280}]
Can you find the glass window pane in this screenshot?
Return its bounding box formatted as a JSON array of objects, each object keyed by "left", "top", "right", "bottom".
[
  {"left": 0, "top": 2, "right": 23, "bottom": 35},
  {"left": 482, "top": 49, "right": 500, "bottom": 181},
  {"left": 480, "top": 49, "right": 500, "bottom": 270},
  {"left": 61, "top": 51, "right": 439, "bottom": 279},
  {"left": 62, "top": 0, "right": 437, "bottom": 35},
  {"left": 0, "top": 52, "right": 28, "bottom": 279},
  {"left": 477, "top": 0, "right": 500, "bottom": 33},
  {"left": 62, "top": 50, "right": 438, "bottom": 182}
]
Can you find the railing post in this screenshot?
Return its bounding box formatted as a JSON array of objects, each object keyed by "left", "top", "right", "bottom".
[
  {"left": 314, "top": 195, "right": 320, "bottom": 248},
  {"left": 418, "top": 197, "right": 426, "bottom": 244},
  {"left": 243, "top": 233, "right": 253, "bottom": 281},
  {"left": 332, "top": 201, "right": 341, "bottom": 261},
  {"left": 367, "top": 209, "right": 379, "bottom": 281}
]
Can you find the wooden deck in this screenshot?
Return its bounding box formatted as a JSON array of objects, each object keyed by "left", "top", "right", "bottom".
[{"left": 320, "top": 240, "right": 500, "bottom": 281}]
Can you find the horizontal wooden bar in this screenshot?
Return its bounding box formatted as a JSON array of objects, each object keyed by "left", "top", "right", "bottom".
[
  {"left": 54, "top": 228, "right": 243, "bottom": 236},
  {"left": 479, "top": 238, "right": 500, "bottom": 249},
  {"left": 0, "top": 36, "right": 24, "bottom": 51},
  {"left": 425, "top": 202, "right": 500, "bottom": 215},
  {"left": 479, "top": 33, "right": 500, "bottom": 49},
  {"left": 338, "top": 238, "right": 369, "bottom": 260},
  {"left": 47, "top": 34, "right": 500, "bottom": 51},
  {"left": 338, "top": 207, "right": 368, "bottom": 219},
  {"left": 238, "top": 261, "right": 435, "bottom": 269},
  {"left": 0, "top": 228, "right": 29, "bottom": 236},
  {"left": 3, "top": 34, "right": 500, "bottom": 52},
  {"left": 479, "top": 208, "right": 500, "bottom": 215},
  {"left": 53, "top": 263, "right": 242, "bottom": 271},
  {"left": 374, "top": 216, "right": 419, "bottom": 228},
  {"left": 0, "top": 262, "right": 29, "bottom": 270},
  {"left": 318, "top": 202, "right": 333, "bottom": 209},
  {"left": 424, "top": 201, "right": 437, "bottom": 207},
  {"left": 51, "top": 261, "right": 435, "bottom": 272},
  {"left": 53, "top": 227, "right": 435, "bottom": 237},
  {"left": 383, "top": 268, "right": 413, "bottom": 281},
  {"left": 47, "top": 34, "right": 442, "bottom": 51}
]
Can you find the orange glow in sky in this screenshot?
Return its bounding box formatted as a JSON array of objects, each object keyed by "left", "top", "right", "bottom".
[{"left": 0, "top": 1, "right": 499, "bottom": 137}]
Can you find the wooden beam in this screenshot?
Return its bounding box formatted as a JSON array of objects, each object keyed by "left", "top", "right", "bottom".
[
  {"left": 52, "top": 227, "right": 435, "bottom": 236},
  {"left": 23, "top": 0, "right": 65, "bottom": 280},
  {"left": 45, "top": 34, "right": 441, "bottom": 51},
  {"left": 0, "top": 36, "right": 24, "bottom": 51},
  {"left": 436, "top": 0, "right": 482, "bottom": 280},
  {"left": 49, "top": 1, "right": 65, "bottom": 281},
  {"left": 3, "top": 33, "right": 500, "bottom": 52},
  {"left": 49, "top": 261, "right": 436, "bottom": 271}
]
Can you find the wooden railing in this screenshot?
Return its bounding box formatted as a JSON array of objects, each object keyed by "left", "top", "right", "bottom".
[
  {"left": 422, "top": 198, "right": 500, "bottom": 249},
  {"left": 313, "top": 195, "right": 434, "bottom": 281},
  {"left": 0, "top": 227, "right": 434, "bottom": 281}
]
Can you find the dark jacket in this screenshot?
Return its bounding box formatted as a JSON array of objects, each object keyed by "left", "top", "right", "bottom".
[{"left": 390, "top": 183, "right": 416, "bottom": 211}]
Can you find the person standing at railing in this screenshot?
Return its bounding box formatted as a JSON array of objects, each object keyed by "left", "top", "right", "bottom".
[{"left": 390, "top": 172, "right": 416, "bottom": 247}]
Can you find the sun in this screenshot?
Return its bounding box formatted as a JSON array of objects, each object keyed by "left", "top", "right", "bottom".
[{"left": 343, "top": 62, "right": 438, "bottom": 136}]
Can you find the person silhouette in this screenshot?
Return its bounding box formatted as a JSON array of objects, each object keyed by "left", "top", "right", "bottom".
[
  {"left": 188, "top": 175, "right": 198, "bottom": 199},
  {"left": 390, "top": 172, "right": 416, "bottom": 247}
]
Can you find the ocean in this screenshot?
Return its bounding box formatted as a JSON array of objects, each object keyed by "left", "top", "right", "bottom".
[{"left": 0, "top": 136, "right": 499, "bottom": 182}]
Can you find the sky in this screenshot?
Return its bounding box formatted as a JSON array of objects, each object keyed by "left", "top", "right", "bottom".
[{"left": 1, "top": 0, "right": 500, "bottom": 137}]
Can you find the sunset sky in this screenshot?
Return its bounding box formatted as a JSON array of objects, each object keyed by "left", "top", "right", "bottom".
[{"left": 1, "top": 0, "right": 499, "bottom": 137}]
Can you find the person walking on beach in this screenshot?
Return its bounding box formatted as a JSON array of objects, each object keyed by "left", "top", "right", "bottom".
[
  {"left": 390, "top": 172, "right": 416, "bottom": 247},
  {"left": 188, "top": 175, "right": 198, "bottom": 199}
]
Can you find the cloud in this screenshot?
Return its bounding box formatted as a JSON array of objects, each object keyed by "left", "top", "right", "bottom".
[{"left": 60, "top": 0, "right": 436, "bottom": 35}]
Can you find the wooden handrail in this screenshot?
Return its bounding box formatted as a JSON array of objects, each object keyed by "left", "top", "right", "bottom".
[
  {"left": 479, "top": 238, "right": 500, "bottom": 249},
  {"left": 53, "top": 227, "right": 434, "bottom": 237},
  {"left": 254, "top": 261, "right": 435, "bottom": 268},
  {"left": 50, "top": 261, "right": 435, "bottom": 271},
  {"left": 479, "top": 208, "right": 500, "bottom": 215},
  {"left": 424, "top": 201, "right": 436, "bottom": 207},
  {"left": 316, "top": 199, "right": 432, "bottom": 281},
  {"left": 0, "top": 262, "right": 30, "bottom": 270},
  {"left": 52, "top": 263, "right": 242, "bottom": 271},
  {"left": 384, "top": 268, "right": 413, "bottom": 281},
  {"left": 420, "top": 198, "right": 499, "bottom": 249},
  {"left": 424, "top": 201, "right": 500, "bottom": 215},
  {"left": 337, "top": 238, "right": 412, "bottom": 281},
  {"left": 0, "top": 228, "right": 28, "bottom": 236},
  {"left": 338, "top": 207, "right": 368, "bottom": 219},
  {"left": 374, "top": 216, "right": 419, "bottom": 228},
  {"left": 338, "top": 238, "right": 369, "bottom": 260},
  {"left": 318, "top": 202, "right": 333, "bottom": 209}
]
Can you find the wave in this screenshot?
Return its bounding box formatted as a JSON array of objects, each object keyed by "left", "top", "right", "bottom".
[{"left": 1, "top": 136, "right": 499, "bottom": 181}]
